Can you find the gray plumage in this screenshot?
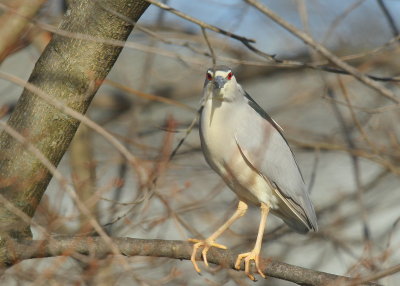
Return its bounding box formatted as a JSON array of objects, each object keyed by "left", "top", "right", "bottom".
[{"left": 199, "top": 66, "right": 318, "bottom": 233}]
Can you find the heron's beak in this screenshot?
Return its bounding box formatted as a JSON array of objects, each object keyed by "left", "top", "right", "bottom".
[{"left": 213, "top": 76, "right": 226, "bottom": 90}]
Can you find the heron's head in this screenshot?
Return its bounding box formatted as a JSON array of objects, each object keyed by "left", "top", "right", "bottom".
[{"left": 204, "top": 66, "right": 238, "bottom": 100}]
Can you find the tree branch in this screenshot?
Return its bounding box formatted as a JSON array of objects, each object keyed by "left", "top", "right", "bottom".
[
  {"left": 2, "top": 237, "right": 380, "bottom": 286},
  {"left": 0, "top": 0, "right": 47, "bottom": 62},
  {"left": 0, "top": 0, "right": 149, "bottom": 239},
  {"left": 377, "top": 0, "right": 399, "bottom": 38},
  {"left": 244, "top": 0, "right": 399, "bottom": 103},
  {"left": 145, "top": 0, "right": 256, "bottom": 45},
  {"left": 145, "top": 0, "right": 400, "bottom": 83}
]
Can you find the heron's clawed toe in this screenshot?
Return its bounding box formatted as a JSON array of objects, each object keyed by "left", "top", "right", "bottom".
[
  {"left": 234, "top": 250, "right": 266, "bottom": 281},
  {"left": 188, "top": 238, "right": 227, "bottom": 273}
]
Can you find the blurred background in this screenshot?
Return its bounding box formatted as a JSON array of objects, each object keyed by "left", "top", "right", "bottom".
[{"left": 1, "top": 0, "right": 400, "bottom": 285}]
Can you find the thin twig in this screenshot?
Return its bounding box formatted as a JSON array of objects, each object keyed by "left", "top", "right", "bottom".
[
  {"left": 326, "top": 88, "right": 370, "bottom": 244},
  {"left": 151, "top": 27, "right": 217, "bottom": 166},
  {"left": 1, "top": 2, "right": 399, "bottom": 83},
  {"left": 201, "top": 27, "right": 216, "bottom": 66},
  {"left": 244, "top": 0, "right": 400, "bottom": 103},
  {"left": 346, "top": 264, "right": 400, "bottom": 286},
  {"left": 0, "top": 121, "right": 130, "bottom": 270},
  {"left": 0, "top": 72, "right": 144, "bottom": 181},
  {"left": 377, "top": 0, "right": 399, "bottom": 38},
  {"left": 105, "top": 79, "right": 195, "bottom": 112},
  {"left": 145, "top": 0, "right": 256, "bottom": 44},
  {"left": 323, "top": 0, "right": 366, "bottom": 43},
  {"left": 0, "top": 0, "right": 47, "bottom": 62}
]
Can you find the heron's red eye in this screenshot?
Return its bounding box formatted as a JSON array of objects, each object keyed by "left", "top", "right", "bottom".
[
  {"left": 207, "top": 72, "right": 213, "bottom": 81},
  {"left": 227, "top": 72, "right": 233, "bottom": 80}
]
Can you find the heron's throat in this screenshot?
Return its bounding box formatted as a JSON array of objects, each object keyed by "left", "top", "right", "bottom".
[
  {"left": 211, "top": 88, "right": 224, "bottom": 100},
  {"left": 207, "top": 90, "right": 224, "bottom": 126}
]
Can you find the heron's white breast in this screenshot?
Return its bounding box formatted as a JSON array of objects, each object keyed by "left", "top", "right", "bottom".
[{"left": 200, "top": 97, "right": 279, "bottom": 207}]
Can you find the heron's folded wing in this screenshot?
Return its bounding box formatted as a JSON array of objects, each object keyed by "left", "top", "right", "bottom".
[{"left": 234, "top": 97, "right": 318, "bottom": 232}]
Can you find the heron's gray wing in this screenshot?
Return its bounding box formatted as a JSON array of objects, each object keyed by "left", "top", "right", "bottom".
[{"left": 234, "top": 92, "right": 318, "bottom": 233}]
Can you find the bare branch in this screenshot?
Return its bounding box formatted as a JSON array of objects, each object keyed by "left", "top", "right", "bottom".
[
  {"left": 0, "top": 0, "right": 149, "bottom": 241},
  {"left": 244, "top": 0, "right": 399, "bottom": 103},
  {"left": 346, "top": 264, "right": 400, "bottom": 286},
  {"left": 377, "top": 0, "right": 399, "bottom": 38},
  {"left": 0, "top": 0, "right": 47, "bottom": 62},
  {"left": 3, "top": 237, "right": 380, "bottom": 286},
  {"left": 0, "top": 121, "right": 130, "bottom": 269},
  {"left": 0, "top": 72, "right": 143, "bottom": 178},
  {"left": 145, "top": 0, "right": 256, "bottom": 45}
]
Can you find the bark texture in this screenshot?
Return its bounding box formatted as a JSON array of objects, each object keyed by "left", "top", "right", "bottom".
[
  {"left": 1, "top": 237, "right": 379, "bottom": 286},
  {"left": 0, "top": 0, "right": 149, "bottom": 240}
]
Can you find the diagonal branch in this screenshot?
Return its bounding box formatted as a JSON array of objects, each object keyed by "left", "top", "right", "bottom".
[
  {"left": 0, "top": 0, "right": 149, "bottom": 240},
  {"left": 377, "top": 0, "right": 399, "bottom": 38},
  {"left": 0, "top": 0, "right": 47, "bottom": 63},
  {"left": 145, "top": 0, "right": 256, "bottom": 45},
  {"left": 244, "top": 0, "right": 399, "bottom": 103},
  {"left": 146, "top": 0, "right": 400, "bottom": 83}
]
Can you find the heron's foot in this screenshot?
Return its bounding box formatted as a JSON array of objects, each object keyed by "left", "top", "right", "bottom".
[
  {"left": 188, "top": 238, "right": 227, "bottom": 273},
  {"left": 234, "top": 249, "right": 266, "bottom": 281}
]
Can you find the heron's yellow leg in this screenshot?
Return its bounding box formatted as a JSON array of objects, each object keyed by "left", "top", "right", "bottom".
[
  {"left": 189, "top": 201, "right": 248, "bottom": 273},
  {"left": 235, "top": 202, "right": 270, "bottom": 281}
]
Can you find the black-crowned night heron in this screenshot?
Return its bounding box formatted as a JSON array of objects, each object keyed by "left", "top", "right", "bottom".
[{"left": 189, "top": 66, "right": 318, "bottom": 280}]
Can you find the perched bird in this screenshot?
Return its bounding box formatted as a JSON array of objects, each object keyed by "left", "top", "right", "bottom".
[{"left": 189, "top": 66, "right": 318, "bottom": 280}]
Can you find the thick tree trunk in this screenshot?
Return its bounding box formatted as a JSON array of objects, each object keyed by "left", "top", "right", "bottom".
[{"left": 0, "top": 0, "right": 149, "bottom": 241}]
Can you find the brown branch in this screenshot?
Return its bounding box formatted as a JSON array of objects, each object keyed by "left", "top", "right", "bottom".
[
  {"left": 0, "top": 72, "right": 142, "bottom": 175},
  {"left": 145, "top": 0, "right": 256, "bottom": 45},
  {"left": 3, "top": 237, "right": 380, "bottom": 286},
  {"left": 323, "top": 0, "right": 366, "bottom": 43},
  {"left": 2, "top": 1, "right": 399, "bottom": 83},
  {"left": 346, "top": 264, "right": 400, "bottom": 286},
  {"left": 0, "top": 4, "right": 202, "bottom": 66},
  {"left": 0, "top": 0, "right": 47, "bottom": 62},
  {"left": 0, "top": 121, "right": 128, "bottom": 268},
  {"left": 377, "top": 0, "right": 399, "bottom": 38},
  {"left": 144, "top": 0, "right": 400, "bottom": 82},
  {"left": 327, "top": 87, "right": 371, "bottom": 246},
  {"left": 244, "top": 0, "right": 400, "bottom": 103},
  {"left": 0, "top": 0, "right": 149, "bottom": 240},
  {"left": 105, "top": 79, "right": 195, "bottom": 112},
  {"left": 144, "top": 0, "right": 280, "bottom": 62},
  {"left": 69, "top": 124, "right": 98, "bottom": 233}
]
